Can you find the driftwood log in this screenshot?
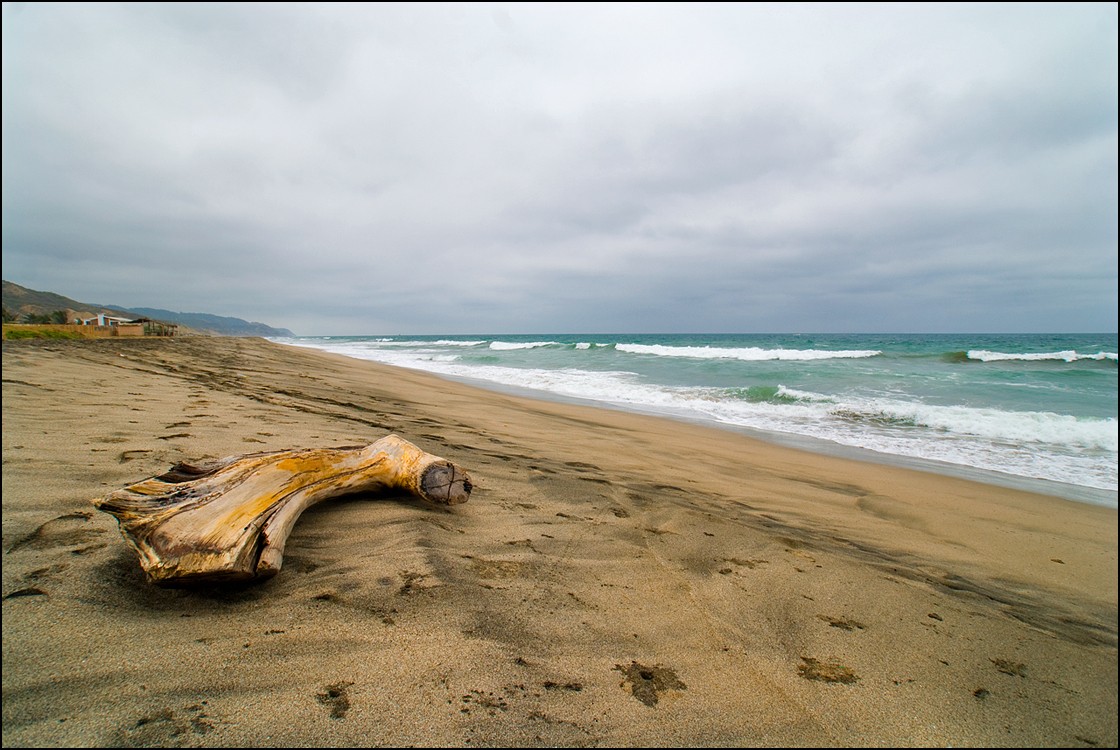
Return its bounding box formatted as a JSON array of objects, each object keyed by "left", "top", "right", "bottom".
[{"left": 94, "top": 434, "right": 472, "bottom": 586}]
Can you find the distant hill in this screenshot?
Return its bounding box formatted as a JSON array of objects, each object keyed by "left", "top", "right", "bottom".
[
  {"left": 2, "top": 280, "right": 294, "bottom": 337},
  {"left": 120, "top": 307, "right": 294, "bottom": 338},
  {"left": 2, "top": 280, "right": 133, "bottom": 322}
]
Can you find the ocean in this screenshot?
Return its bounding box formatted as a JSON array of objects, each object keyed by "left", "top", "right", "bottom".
[{"left": 275, "top": 333, "right": 1118, "bottom": 507}]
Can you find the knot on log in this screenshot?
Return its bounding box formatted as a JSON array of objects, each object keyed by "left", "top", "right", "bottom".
[{"left": 420, "top": 462, "right": 473, "bottom": 505}]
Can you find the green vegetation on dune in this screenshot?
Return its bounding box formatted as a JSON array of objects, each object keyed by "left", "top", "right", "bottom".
[{"left": 4, "top": 328, "right": 84, "bottom": 340}]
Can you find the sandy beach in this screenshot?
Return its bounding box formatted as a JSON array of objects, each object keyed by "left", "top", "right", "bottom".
[{"left": 2, "top": 335, "right": 1115, "bottom": 747}]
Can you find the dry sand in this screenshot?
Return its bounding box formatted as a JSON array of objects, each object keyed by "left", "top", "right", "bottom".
[{"left": 2, "top": 336, "right": 1116, "bottom": 748}]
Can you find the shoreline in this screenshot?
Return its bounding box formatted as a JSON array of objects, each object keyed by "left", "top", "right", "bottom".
[
  {"left": 378, "top": 360, "right": 1120, "bottom": 508},
  {"left": 3, "top": 336, "right": 1116, "bottom": 747},
  {"left": 366, "top": 362, "right": 1120, "bottom": 508}
]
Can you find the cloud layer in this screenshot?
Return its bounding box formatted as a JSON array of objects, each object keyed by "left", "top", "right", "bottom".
[{"left": 3, "top": 3, "right": 1116, "bottom": 334}]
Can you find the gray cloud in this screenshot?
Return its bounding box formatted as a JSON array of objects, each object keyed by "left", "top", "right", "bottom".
[{"left": 3, "top": 3, "right": 1116, "bottom": 334}]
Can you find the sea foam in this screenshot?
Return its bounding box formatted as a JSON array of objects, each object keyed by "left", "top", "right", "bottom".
[
  {"left": 489, "top": 341, "right": 561, "bottom": 350},
  {"left": 968, "top": 349, "right": 1118, "bottom": 363},
  {"left": 616, "top": 344, "right": 881, "bottom": 360}
]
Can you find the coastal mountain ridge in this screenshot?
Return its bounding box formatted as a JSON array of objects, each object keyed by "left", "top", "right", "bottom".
[{"left": 1, "top": 280, "right": 295, "bottom": 337}]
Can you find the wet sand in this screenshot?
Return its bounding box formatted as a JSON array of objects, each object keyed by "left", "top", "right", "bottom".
[{"left": 2, "top": 335, "right": 1116, "bottom": 747}]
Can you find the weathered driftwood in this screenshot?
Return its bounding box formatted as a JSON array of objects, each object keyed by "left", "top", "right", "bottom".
[{"left": 94, "top": 434, "right": 471, "bottom": 586}]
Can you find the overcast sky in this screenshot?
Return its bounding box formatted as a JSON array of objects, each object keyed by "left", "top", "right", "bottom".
[{"left": 2, "top": 3, "right": 1116, "bottom": 335}]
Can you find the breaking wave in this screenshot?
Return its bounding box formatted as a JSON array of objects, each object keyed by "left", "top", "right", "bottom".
[
  {"left": 967, "top": 350, "right": 1117, "bottom": 363},
  {"left": 615, "top": 344, "right": 881, "bottom": 361}
]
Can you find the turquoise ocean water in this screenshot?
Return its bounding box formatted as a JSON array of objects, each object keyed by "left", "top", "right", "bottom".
[{"left": 275, "top": 333, "right": 1118, "bottom": 507}]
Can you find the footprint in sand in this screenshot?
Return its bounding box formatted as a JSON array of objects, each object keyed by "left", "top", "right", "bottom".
[
  {"left": 3, "top": 587, "right": 48, "bottom": 600},
  {"left": 6, "top": 512, "right": 105, "bottom": 553},
  {"left": 316, "top": 682, "right": 354, "bottom": 719},
  {"left": 459, "top": 689, "right": 510, "bottom": 715},
  {"left": 816, "top": 614, "right": 866, "bottom": 631},
  {"left": 114, "top": 703, "right": 215, "bottom": 745},
  {"left": 614, "top": 661, "right": 687, "bottom": 706},
  {"left": 990, "top": 658, "right": 1028, "bottom": 677},
  {"left": 798, "top": 656, "right": 859, "bottom": 684}
]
